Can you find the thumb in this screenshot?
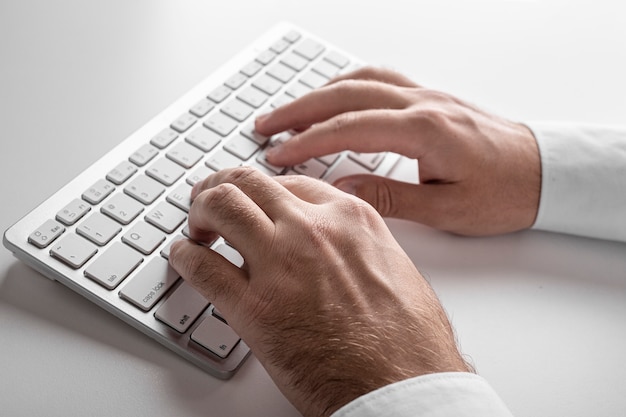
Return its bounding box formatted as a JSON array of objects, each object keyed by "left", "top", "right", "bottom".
[{"left": 333, "top": 174, "right": 453, "bottom": 227}]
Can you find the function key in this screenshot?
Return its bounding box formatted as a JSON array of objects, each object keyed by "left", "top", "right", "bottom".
[
  {"left": 28, "top": 219, "right": 65, "bottom": 249},
  {"left": 240, "top": 60, "right": 263, "bottom": 77},
  {"left": 82, "top": 179, "right": 115, "bottom": 205},
  {"left": 107, "top": 160, "right": 138, "bottom": 185},
  {"left": 170, "top": 113, "right": 197, "bottom": 133},
  {"left": 207, "top": 85, "right": 232, "bottom": 103},
  {"left": 189, "top": 98, "right": 215, "bottom": 118},
  {"left": 56, "top": 198, "right": 91, "bottom": 226},
  {"left": 129, "top": 144, "right": 159, "bottom": 167},
  {"left": 255, "top": 49, "right": 277, "bottom": 65},
  {"left": 224, "top": 72, "right": 248, "bottom": 90},
  {"left": 150, "top": 128, "right": 179, "bottom": 149},
  {"left": 293, "top": 38, "right": 325, "bottom": 61},
  {"left": 283, "top": 30, "right": 301, "bottom": 43},
  {"left": 191, "top": 315, "right": 240, "bottom": 358},
  {"left": 270, "top": 38, "right": 290, "bottom": 54}
]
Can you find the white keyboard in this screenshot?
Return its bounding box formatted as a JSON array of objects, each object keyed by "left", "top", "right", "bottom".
[{"left": 3, "top": 22, "right": 400, "bottom": 379}]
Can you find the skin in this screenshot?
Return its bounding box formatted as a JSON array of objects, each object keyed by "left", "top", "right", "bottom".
[
  {"left": 257, "top": 66, "right": 541, "bottom": 236},
  {"left": 168, "top": 67, "right": 541, "bottom": 416}
]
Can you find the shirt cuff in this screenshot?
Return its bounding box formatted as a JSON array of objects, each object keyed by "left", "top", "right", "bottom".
[
  {"left": 331, "top": 372, "right": 513, "bottom": 417},
  {"left": 527, "top": 122, "right": 626, "bottom": 242}
]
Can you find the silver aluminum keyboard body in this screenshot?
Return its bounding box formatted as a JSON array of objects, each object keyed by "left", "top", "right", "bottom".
[{"left": 3, "top": 22, "right": 400, "bottom": 379}]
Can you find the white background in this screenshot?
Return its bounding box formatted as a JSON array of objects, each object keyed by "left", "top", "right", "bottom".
[{"left": 1, "top": 1, "right": 625, "bottom": 416}]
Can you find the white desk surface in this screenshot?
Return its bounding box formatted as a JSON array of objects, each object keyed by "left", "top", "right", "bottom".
[{"left": 1, "top": 1, "right": 625, "bottom": 416}]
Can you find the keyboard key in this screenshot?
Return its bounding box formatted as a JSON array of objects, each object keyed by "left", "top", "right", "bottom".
[
  {"left": 285, "top": 82, "right": 312, "bottom": 99},
  {"left": 224, "top": 134, "right": 260, "bottom": 160},
  {"left": 240, "top": 123, "right": 269, "bottom": 145},
  {"left": 299, "top": 71, "right": 328, "bottom": 89},
  {"left": 221, "top": 99, "right": 254, "bottom": 122},
  {"left": 28, "top": 219, "right": 65, "bottom": 249},
  {"left": 252, "top": 74, "right": 282, "bottom": 95},
  {"left": 160, "top": 235, "right": 185, "bottom": 260},
  {"left": 240, "top": 60, "right": 263, "bottom": 77},
  {"left": 255, "top": 49, "right": 277, "bottom": 65},
  {"left": 106, "top": 160, "right": 138, "bottom": 185},
  {"left": 145, "top": 202, "right": 187, "bottom": 234},
  {"left": 185, "top": 126, "right": 221, "bottom": 153},
  {"left": 187, "top": 165, "right": 216, "bottom": 186},
  {"left": 324, "top": 157, "right": 371, "bottom": 184},
  {"left": 280, "top": 52, "right": 308, "bottom": 71},
  {"left": 84, "top": 242, "right": 143, "bottom": 289},
  {"left": 324, "top": 51, "right": 350, "bottom": 69},
  {"left": 270, "top": 38, "right": 289, "bottom": 54},
  {"left": 283, "top": 30, "right": 301, "bottom": 43},
  {"left": 167, "top": 183, "right": 193, "bottom": 212},
  {"left": 191, "top": 315, "right": 240, "bottom": 358},
  {"left": 237, "top": 86, "right": 269, "bottom": 108},
  {"left": 155, "top": 281, "right": 210, "bottom": 333},
  {"left": 166, "top": 142, "right": 203, "bottom": 169},
  {"left": 206, "top": 149, "right": 243, "bottom": 171},
  {"left": 348, "top": 152, "right": 386, "bottom": 170},
  {"left": 317, "top": 152, "right": 341, "bottom": 166},
  {"left": 170, "top": 112, "right": 197, "bottom": 133},
  {"left": 146, "top": 158, "right": 185, "bottom": 186},
  {"left": 256, "top": 148, "right": 285, "bottom": 174},
  {"left": 225, "top": 72, "right": 248, "bottom": 90},
  {"left": 267, "top": 63, "right": 296, "bottom": 83},
  {"left": 76, "top": 212, "right": 122, "bottom": 246},
  {"left": 204, "top": 112, "right": 238, "bottom": 137},
  {"left": 214, "top": 243, "right": 244, "bottom": 267},
  {"left": 122, "top": 221, "right": 166, "bottom": 255},
  {"left": 124, "top": 175, "right": 165, "bottom": 205},
  {"left": 189, "top": 98, "right": 215, "bottom": 118},
  {"left": 101, "top": 193, "right": 144, "bottom": 225},
  {"left": 50, "top": 233, "right": 98, "bottom": 269},
  {"left": 312, "top": 60, "right": 340, "bottom": 79},
  {"left": 119, "top": 257, "right": 179, "bottom": 311},
  {"left": 207, "top": 85, "right": 231, "bottom": 103},
  {"left": 293, "top": 158, "right": 327, "bottom": 179},
  {"left": 56, "top": 198, "right": 91, "bottom": 226},
  {"left": 293, "top": 38, "right": 325, "bottom": 60},
  {"left": 150, "top": 128, "right": 179, "bottom": 149},
  {"left": 129, "top": 144, "right": 159, "bottom": 167},
  {"left": 82, "top": 179, "right": 115, "bottom": 204},
  {"left": 271, "top": 93, "right": 294, "bottom": 108}
]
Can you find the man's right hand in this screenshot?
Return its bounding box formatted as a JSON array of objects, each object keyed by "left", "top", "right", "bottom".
[{"left": 256, "top": 66, "right": 541, "bottom": 236}]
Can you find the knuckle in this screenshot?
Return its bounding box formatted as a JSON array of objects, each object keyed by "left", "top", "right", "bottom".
[{"left": 329, "top": 112, "right": 358, "bottom": 136}]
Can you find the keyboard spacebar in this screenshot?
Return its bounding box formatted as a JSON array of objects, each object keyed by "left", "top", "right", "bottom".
[{"left": 120, "top": 257, "right": 179, "bottom": 311}]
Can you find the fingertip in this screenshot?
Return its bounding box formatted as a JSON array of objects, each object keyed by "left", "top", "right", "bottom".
[{"left": 255, "top": 112, "right": 273, "bottom": 135}]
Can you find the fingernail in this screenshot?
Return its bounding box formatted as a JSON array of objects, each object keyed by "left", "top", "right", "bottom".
[
  {"left": 255, "top": 112, "right": 271, "bottom": 125},
  {"left": 266, "top": 145, "right": 282, "bottom": 162}
]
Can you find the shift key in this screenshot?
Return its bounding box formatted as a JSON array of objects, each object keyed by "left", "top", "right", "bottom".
[{"left": 120, "top": 257, "right": 179, "bottom": 311}]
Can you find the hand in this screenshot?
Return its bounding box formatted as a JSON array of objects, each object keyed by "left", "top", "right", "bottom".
[
  {"left": 169, "top": 167, "right": 471, "bottom": 417},
  {"left": 256, "top": 66, "right": 541, "bottom": 236}
]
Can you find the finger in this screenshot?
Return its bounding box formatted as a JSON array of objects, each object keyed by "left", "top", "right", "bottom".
[
  {"left": 192, "top": 166, "right": 300, "bottom": 220},
  {"left": 266, "top": 108, "right": 428, "bottom": 166},
  {"left": 188, "top": 182, "right": 274, "bottom": 261},
  {"left": 327, "top": 66, "right": 420, "bottom": 88},
  {"left": 169, "top": 239, "right": 247, "bottom": 317},
  {"left": 255, "top": 79, "right": 410, "bottom": 136},
  {"left": 273, "top": 174, "right": 344, "bottom": 205},
  {"left": 333, "top": 174, "right": 458, "bottom": 230}
]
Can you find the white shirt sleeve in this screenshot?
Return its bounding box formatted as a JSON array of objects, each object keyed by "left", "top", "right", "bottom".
[
  {"left": 331, "top": 372, "right": 513, "bottom": 417},
  {"left": 526, "top": 122, "right": 626, "bottom": 242}
]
